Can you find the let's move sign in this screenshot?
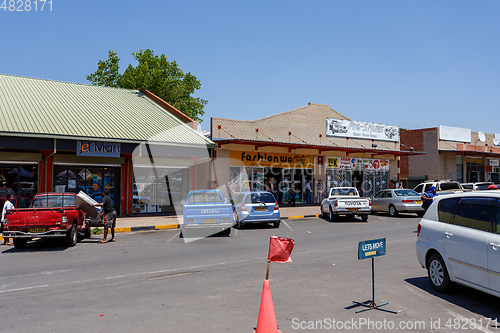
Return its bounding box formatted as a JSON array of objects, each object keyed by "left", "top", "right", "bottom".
[{"left": 358, "top": 238, "right": 386, "bottom": 260}]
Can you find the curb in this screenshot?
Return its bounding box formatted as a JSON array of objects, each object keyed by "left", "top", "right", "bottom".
[{"left": 282, "top": 214, "right": 320, "bottom": 220}]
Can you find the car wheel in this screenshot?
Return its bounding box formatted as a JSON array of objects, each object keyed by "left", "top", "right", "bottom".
[
  {"left": 273, "top": 221, "right": 280, "bottom": 228},
  {"left": 329, "top": 207, "right": 336, "bottom": 221},
  {"left": 84, "top": 226, "right": 91, "bottom": 238},
  {"left": 361, "top": 214, "right": 368, "bottom": 222},
  {"left": 13, "top": 239, "right": 27, "bottom": 249},
  {"left": 234, "top": 210, "right": 242, "bottom": 229},
  {"left": 65, "top": 223, "right": 77, "bottom": 247},
  {"left": 427, "top": 253, "right": 454, "bottom": 293},
  {"left": 389, "top": 205, "right": 398, "bottom": 217},
  {"left": 320, "top": 206, "right": 327, "bottom": 218}
]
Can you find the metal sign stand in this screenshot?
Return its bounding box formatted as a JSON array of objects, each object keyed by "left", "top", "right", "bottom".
[
  {"left": 353, "top": 238, "right": 396, "bottom": 314},
  {"left": 352, "top": 257, "right": 397, "bottom": 314}
]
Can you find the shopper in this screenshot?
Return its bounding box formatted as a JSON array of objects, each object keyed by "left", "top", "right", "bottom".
[
  {"left": 421, "top": 186, "right": 437, "bottom": 211},
  {"left": 316, "top": 179, "right": 324, "bottom": 204},
  {"left": 93, "top": 190, "right": 117, "bottom": 243},
  {"left": 1, "top": 194, "right": 14, "bottom": 245},
  {"left": 305, "top": 179, "right": 312, "bottom": 204}
]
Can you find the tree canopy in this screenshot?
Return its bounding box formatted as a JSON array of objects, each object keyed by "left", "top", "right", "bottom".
[{"left": 86, "top": 49, "right": 207, "bottom": 122}]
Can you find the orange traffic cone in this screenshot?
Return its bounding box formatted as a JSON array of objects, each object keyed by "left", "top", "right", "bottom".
[{"left": 253, "top": 280, "right": 282, "bottom": 333}]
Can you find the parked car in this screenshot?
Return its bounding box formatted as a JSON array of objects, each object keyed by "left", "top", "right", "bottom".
[
  {"left": 320, "top": 187, "right": 371, "bottom": 221},
  {"left": 460, "top": 182, "right": 494, "bottom": 191},
  {"left": 416, "top": 191, "right": 500, "bottom": 297},
  {"left": 371, "top": 189, "right": 424, "bottom": 217},
  {"left": 232, "top": 191, "right": 280, "bottom": 228},
  {"left": 182, "top": 189, "right": 233, "bottom": 237},
  {"left": 3, "top": 193, "right": 86, "bottom": 249},
  {"left": 413, "top": 180, "right": 470, "bottom": 196}
]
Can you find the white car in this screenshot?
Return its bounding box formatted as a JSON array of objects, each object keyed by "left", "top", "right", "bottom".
[{"left": 416, "top": 191, "right": 500, "bottom": 297}]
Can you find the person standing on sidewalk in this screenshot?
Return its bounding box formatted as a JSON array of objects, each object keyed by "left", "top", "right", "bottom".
[
  {"left": 305, "top": 179, "right": 312, "bottom": 204},
  {"left": 316, "top": 179, "right": 324, "bottom": 204},
  {"left": 93, "top": 190, "right": 116, "bottom": 243},
  {"left": 1, "top": 194, "right": 14, "bottom": 245}
]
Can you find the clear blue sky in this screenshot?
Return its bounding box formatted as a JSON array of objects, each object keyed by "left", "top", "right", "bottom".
[{"left": 1, "top": 0, "right": 499, "bottom": 134}]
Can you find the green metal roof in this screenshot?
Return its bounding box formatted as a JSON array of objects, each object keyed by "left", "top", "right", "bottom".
[{"left": 0, "top": 74, "right": 215, "bottom": 148}]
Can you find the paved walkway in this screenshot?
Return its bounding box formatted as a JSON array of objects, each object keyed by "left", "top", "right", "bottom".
[{"left": 113, "top": 204, "right": 322, "bottom": 233}]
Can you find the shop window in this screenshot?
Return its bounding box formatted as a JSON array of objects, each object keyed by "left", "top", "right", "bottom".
[{"left": 0, "top": 164, "right": 38, "bottom": 209}]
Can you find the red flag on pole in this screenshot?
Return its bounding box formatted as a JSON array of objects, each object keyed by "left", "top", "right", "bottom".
[{"left": 268, "top": 236, "right": 294, "bottom": 263}]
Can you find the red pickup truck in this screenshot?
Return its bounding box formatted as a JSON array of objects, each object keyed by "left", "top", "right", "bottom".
[{"left": 3, "top": 193, "right": 92, "bottom": 249}]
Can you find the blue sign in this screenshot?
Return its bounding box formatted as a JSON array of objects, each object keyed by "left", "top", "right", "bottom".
[
  {"left": 358, "top": 238, "right": 386, "bottom": 260},
  {"left": 77, "top": 141, "right": 121, "bottom": 157}
]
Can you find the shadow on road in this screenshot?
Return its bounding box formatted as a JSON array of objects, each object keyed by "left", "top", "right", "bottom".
[{"left": 405, "top": 276, "right": 500, "bottom": 321}]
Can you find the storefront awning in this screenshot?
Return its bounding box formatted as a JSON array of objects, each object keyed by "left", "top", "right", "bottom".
[{"left": 213, "top": 138, "right": 425, "bottom": 157}]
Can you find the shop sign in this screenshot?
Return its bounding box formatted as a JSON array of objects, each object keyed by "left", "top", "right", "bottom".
[
  {"left": 77, "top": 141, "right": 121, "bottom": 157},
  {"left": 326, "top": 118, "right": 399, "bottom": 142},
  {"left": 490, "top": 160, "right": 499, "bottom": 167},
  {"left": 327, "top": 157, "right": 389, "bottom": 171},
  {"left": 230, "top": 151, "right": 312, "bottom": 168}
]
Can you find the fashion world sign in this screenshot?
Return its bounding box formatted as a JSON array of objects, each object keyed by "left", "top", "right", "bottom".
[
  {"left": 326, "top": 119, "right": 399, "bottom": 142},
  {"left": 230, "top": 151, "right": 312, "bottom": 168},
  {"left": 77, "top": 141, "right": 121, "bottom": 157}
]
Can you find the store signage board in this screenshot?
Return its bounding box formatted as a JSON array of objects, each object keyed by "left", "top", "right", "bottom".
[
  {"left": 326, "top": 118, "right": 399, "bottom": 142},
  {"left": 326, "top": 157, "right": 389, "bottom": 171},
  {"left": 230, "top": 151, "right": 313, "bottom": 168},
  {"left": 358, "top": 238, "right": 386, "bottom": 260},
  {"left": 77, "top": 141, "right": 121, "bottom": 157},
  {"left": 439, "top": 125, "right": 471, "bottom": 143}
]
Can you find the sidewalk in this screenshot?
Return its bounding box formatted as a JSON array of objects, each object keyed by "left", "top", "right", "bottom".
[{"left": 113, "top": 204, "right": 322, "bottom": 233}]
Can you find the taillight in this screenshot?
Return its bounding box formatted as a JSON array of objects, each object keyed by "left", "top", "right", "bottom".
[
  {"left": 274, "top": 202, "right": 279, "bottom": 211},
  {"left": 241, "top": 203, "right": 247, "bottom": 211},
  {"left": 334, "top": 200, "right": 338, "bottom": 207},
  {"left": 417, "top": 224, "right": 421, "bottom": 236},
  {"left": 369, "top": 200, "right": 372, "bottom": 206},
  {"left": 402, "top": 200, "right": 413, "bottom": 203},
  {"left": 62, "top": 212, "right": 67, "bottom": 223}
]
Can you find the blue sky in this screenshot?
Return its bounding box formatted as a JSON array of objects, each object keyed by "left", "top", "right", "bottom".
[{"left": 1, "top": 0, "right": 499, "bottom": 134}]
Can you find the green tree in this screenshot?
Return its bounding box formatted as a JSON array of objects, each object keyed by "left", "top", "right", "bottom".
[{"left": 87, "top": 49, "right": 207, "bottom": 122}]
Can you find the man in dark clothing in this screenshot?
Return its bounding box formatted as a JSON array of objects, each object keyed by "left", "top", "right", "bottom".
[
  {"left": 93, "top": 189, "right": 116, "bottom": 243},
  {"left": 421, "top": 186, "right": 437, "bottom": 211}
]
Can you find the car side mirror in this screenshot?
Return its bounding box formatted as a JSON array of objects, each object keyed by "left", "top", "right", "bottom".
[
  {"left": 224, "top": 198, "right": 228, "bottom": 204},
  {"left": 181, "top": 200, "right": 185, "bottom": 205}
]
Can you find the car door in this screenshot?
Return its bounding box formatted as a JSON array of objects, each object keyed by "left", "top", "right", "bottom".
[
  {"left": 442, "top": 197, "right": 494, "bottom": 288},
  {"left": 487, "top": 200, "right": 500, "bottom": 292},
  {"left": 372, "top": 191, "right": 384, "bottom": 211}
]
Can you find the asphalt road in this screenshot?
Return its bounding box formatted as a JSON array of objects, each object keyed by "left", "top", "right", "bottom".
[{"left": 1, "top": 214, "right": 500, "bottom": 333}]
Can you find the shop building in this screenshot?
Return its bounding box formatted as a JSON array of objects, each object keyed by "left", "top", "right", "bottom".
[
  {"left": 210, "top": 103, "right": 422, "bottom": 203},
  {"left": 400, "top": 126, "right": 500, "bottom": 188},
  {"left": 0, "top": 74, "right": 215, "bottom": 215}
]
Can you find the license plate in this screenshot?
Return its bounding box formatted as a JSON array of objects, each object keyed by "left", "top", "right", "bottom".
[
  {"left": 415, "top": 200, "right": 422, "bottom": 204},
  {"left": 254, "top": 207, "right": 267, "bottom": 211},
  {"left": 29, "top": 228, "right": 45, "bottom": 233},
  {"left": 203, "top": 219, "right": 216, "bottom": 224},
  {"left": 348, "top": 208, "right": 358, "bottom": 212}
]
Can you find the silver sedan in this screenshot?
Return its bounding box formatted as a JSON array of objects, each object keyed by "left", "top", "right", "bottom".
[{"left": 371, "top": 189, "right": 424, "bottom": 217}]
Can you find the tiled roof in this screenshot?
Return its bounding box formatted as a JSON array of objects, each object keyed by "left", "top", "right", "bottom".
[{"left": 0, "top": 74, "right": 214, "bottom": 148}]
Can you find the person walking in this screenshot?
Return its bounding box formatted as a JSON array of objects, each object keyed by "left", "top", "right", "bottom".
[
  {"left": 1, "top": 194, "right": 14, "bottom": 245},
  {"left": 316, "top": 179, "right": 324, "bottom": 204},
  {"left": 421, "top": 186, "right": 437, "bottom": 211},
  {"left": 93, "top": 189, "right": 117, "bottom": 243},
  {"left": 290, "top": 181, "right": 298, "bottom": 207}
]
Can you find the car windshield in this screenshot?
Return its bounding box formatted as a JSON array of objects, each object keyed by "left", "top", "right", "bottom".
[
  {"left": 32, "top": 195, "right": 76, "bottom": 207},
  {"left": 245, "top": 192, "right": 276, "bottom": 204},
  {"left": 440, "top": 183, "right": 461, "bottom": 190},
  {"left": 330, "top": 188, "right": 357, "bottom": 196},
  {"left": 187, "top": 191, "right": 224, "bottom": 204},
  {"left": 394, "top": 190, "right": 419, "bottom": 196},
  {"left": 476, "top": 183, "right": 493, "bottom": 190}
]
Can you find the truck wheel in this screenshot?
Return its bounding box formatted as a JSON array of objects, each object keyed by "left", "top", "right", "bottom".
[
  {"left": 273, "top": 221, "right": 280, "bottom": 228},
  {"left": 361, "top": 214, "right": 368, "bottom": 222},
  {"left": 389, "top": 205, "right": 399, "bottom": 217},
  {"left": 13, "top": 239, "right": 27, "bottom": 249},
  {"left": 65, "top": 223, "right": 77, "bottom": 247},
  {"left": 84, "top": 226, "right": 91, "bottom": 238},
  {"left": 329, "top": 207, "right": 336, "bottom": 222},
  {"left": 427, "top": 253, "right": 454, "bottom": 293}
]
